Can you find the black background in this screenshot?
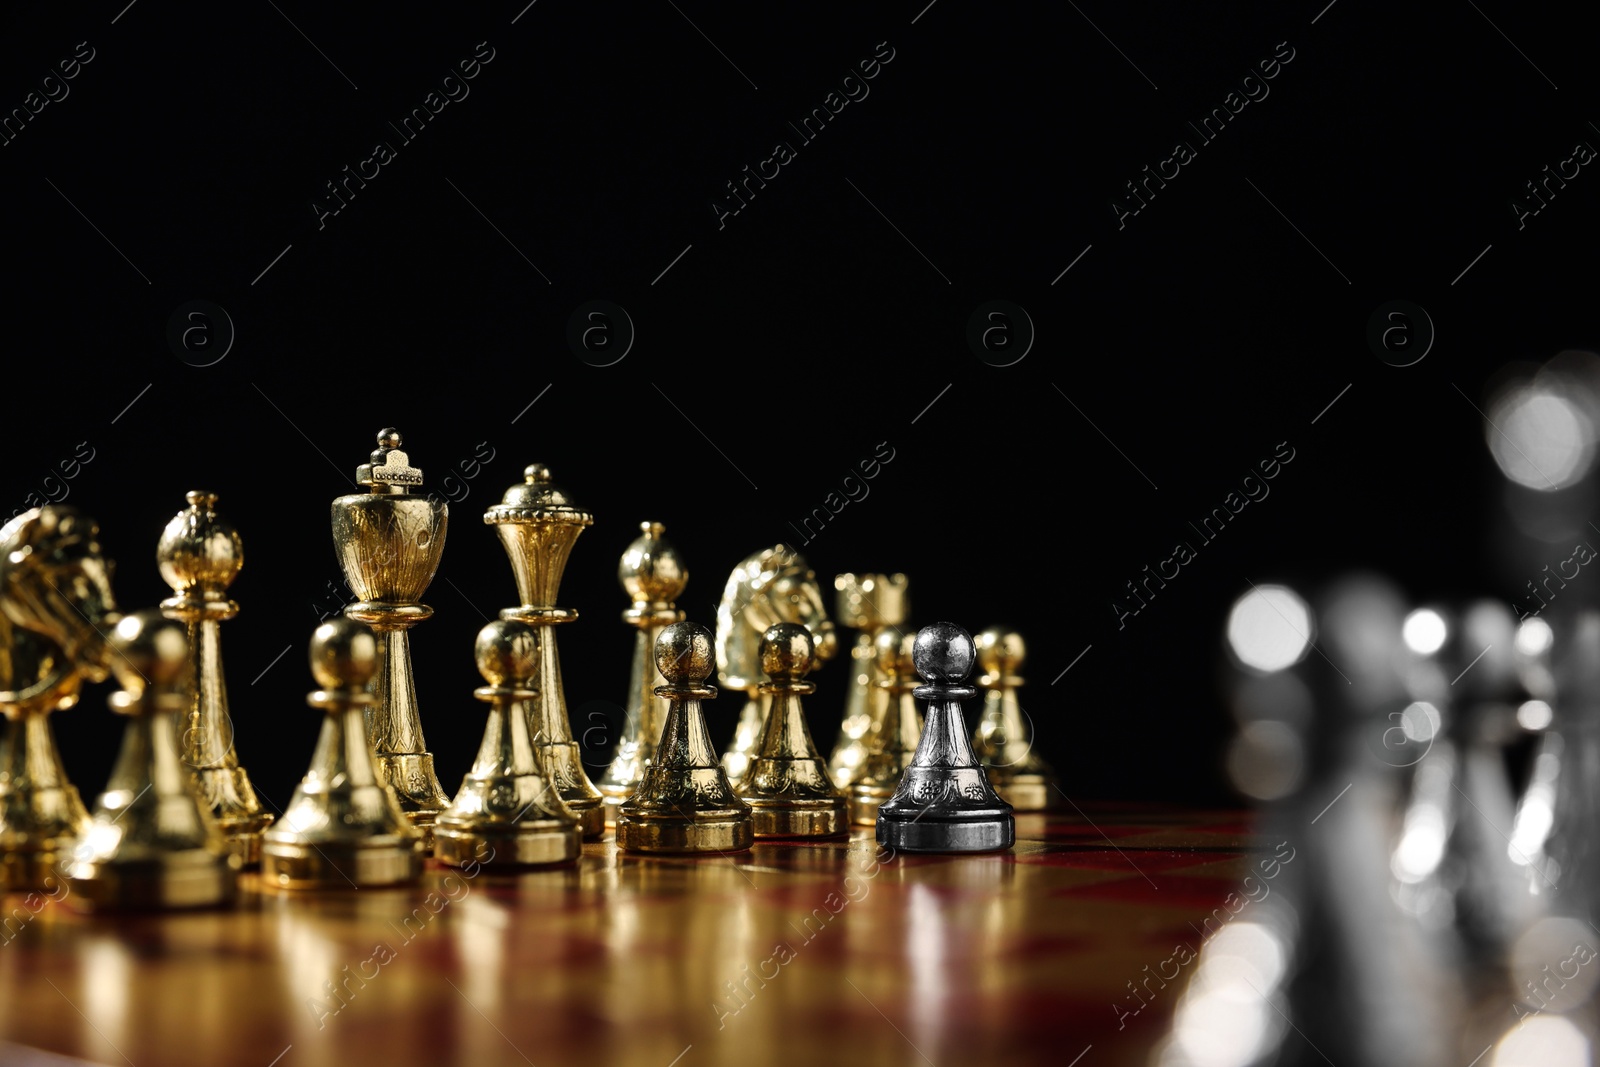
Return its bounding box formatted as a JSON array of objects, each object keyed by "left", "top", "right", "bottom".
[{"left": 2, "top": 1, "right": 1594, "bottom": 811}]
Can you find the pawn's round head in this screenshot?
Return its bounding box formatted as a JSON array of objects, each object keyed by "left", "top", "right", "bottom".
[
  {"left": 656, "top": 621, "right": 714, "bottom": 685},
  {"left": 475, "top": 618, "right": 537, "bottom": 686},
  {"left": 913, "top": 622, "right": 975, "bottom": 685},
  {"left": 975, "top": 627, "right": 1026, "bottom": 677},
  {"left": 309, "top": 619, "right": 378, "bottom": 690},
  {"left": 760, "top": 622, "right": 814, "bottom": 681},
  {"left": 108, "top": 611, "right": 189, "bottom": 698}
]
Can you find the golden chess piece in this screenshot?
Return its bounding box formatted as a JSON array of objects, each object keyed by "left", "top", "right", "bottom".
[
  {"left": 849, "top": 630, "right": 924, "bottom": 825},
  {"left": 828, "top": 573, "right": 908, "bottom": 788},
  {"left": 331, "top": 428, "right": 451, "bottom": 850},
  {"left": 715, "top": 546, "right": 838, "bottom": 782},
  {"left": 599, "top": 522, "right": 687, "bottom": 822},
  {"left": 65, "top": 611, "right": 239, "bottom": 910},
  {"left": 737, "top": 622, "right": 847, "bottom": 838},
  {"left": 877, "top": 623, "right": 1014, "bottom": 853},
  {"left": 0, "top": 506, "right": 114, "bottom": 892},
  {"left": 435, "top": 618, "right": 583, "bottom": 867},
  {"left": 157, "top": 490, "right": 274, "bottom": 866},
  {"left": 261, "top": 619, "right": 424, "bottom": 888},
  {"left": 485, "top": 465, "right": 605, "bottom": 839},
  {"left": 617, "top": 621, "right": 754, "bottom": 853},
  {"left": 973, "top": 627, "right": 1057, "bottom": 810}
]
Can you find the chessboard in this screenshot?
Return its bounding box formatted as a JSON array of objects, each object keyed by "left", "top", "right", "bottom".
[{"left": 0, "top": 806, "right": 1262, "bottom": 1067}]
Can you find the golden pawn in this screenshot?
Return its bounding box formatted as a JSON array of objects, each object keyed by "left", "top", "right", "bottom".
[
  {"left": 849, "top": 630, "right": 923, "bottom": 825},
  {"left": 157, "top": 490, "right": 274, "bottom": 866},
  {"left": 331, "top": 428, "right": 452, "bottom": 850},
  {"left": 261, "top": 620, "right": 424, "bottom": 889},
  {"left": 485, "top": 465, "right": 605, "bottom": 839},
  {"left": 738, "top": 623, "right": 847, "bottom": 838},
  {"left": 0, "top": 506, "right": 113, "bottom": 892},
  {"left": 66, "top": 611, "right": 239, "bottom": 910},
  {"left": 435, "top": 619, "right": 583, "bottom": 867},
  {"left": 599, "top": 522, "right": 687, "bottom": 822},
  {"left": 972, "top": 627, "right": 1057, "bottom": 810},
  {"left": 617, "top": 622, "right": 753, "bottom": 853},
  {"left": 827, "top": 573, "right": 908, "bottom": 788}
]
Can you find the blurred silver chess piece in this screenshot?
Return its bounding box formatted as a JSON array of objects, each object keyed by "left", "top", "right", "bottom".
[
  {"left": 1389, "top": 601, "right": 1537, "bottom": 955},
  {"left": 1160, "top": 578, "right": 1459, "bottom": 1067}
]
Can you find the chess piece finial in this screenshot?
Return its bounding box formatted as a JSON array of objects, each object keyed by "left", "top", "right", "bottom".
[
  {"left": 356, "top": 428, "right": 423, "bottom": 487},
  {"left": 617, "top": 622, "right": 754, "bottom": 852},
  {"left": 715, "top": 546, "right": 838, "bottom": 782},
  {"left": 850, "top": 629, "right": 924, "bottom": 825},
  {"left": 972, "top": 626, "right": 1057, "bottom": 810},
  {"left": 736, "top": 622, "right": 847, "bottom": 837},
  {"left": 66, "top": 611, "right": 239, "bottom": 909},
  {"left": 485, "top": 464, "right": 605, "bottom": 838},
  {"left": 332, "top": 428, "right": 451, "bottom": 850},
  {"left": 877, "top": 622, "right": 1014, "bottom": 852},
  {"left": 435, "top": 619, "right": 582, "bottom": 867},
  {"left": 0, "top": 506, "right": 112, "bottom": 891},
  {"left": 828, "top": 573, "right": 909, "bottom": 788},
  {"left": 261, "top": 620, "right": 424, "bottom": 888},
  {"left": 157, "top": 489, "right": 274, "bottom": 865},
  {"left": 600, "top": 522, "right": 688, "bottom": 822}
]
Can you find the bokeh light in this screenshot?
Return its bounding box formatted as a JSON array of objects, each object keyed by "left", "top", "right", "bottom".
[
  {"left": 1485, "top": 385, "right": 1596, "bottom": 492},
  {"left": 1518, "top": 700, "right": 1554, "bottom": 731},
  {"left": 1226, "top": 586, "right": 1312, "bottom": 672},
  {"left": 1516, "top": 617, "right": 1555, "bottom": 658},
  {"left": 1491, "top": 1014, "right": 1590, "bottom": 1067},
  {"left": 1402, "top": 609, "right": 1448, "bottom": 655}
]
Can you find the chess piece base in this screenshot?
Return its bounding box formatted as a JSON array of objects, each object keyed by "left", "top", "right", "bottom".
[
  {"left": 404, "top": 811, "right": 437, "bottom": 853},
  {"left": 993, "top": 773, "right": 1055, "bottom": 812},
  {"left": 616, "top": 808, "right": 754, "bottom": 853},
  {"left": 0, "top": 727, "right": 93, "bottom": 892},
  {"left": 65, "top": 852, "right": 239, "bottom": 911},
  {"left": 0, "top": 848, "right": 76, "bottom": 895},
  {"left": 434, "top": 822, "right": 581, "bottom": 868},
  {"left": 260, "top": 839, "right": 423, "bottom": 889},
  {"left": 222, "top": 830, "right": 265, "bottom": 867},
  {"left": 194, "top": 766, "right": 275, "bottom": 867},
  {"left": 571, "top": 801, "right": 605, "bottom": 839},
  {"left": 539, "top": 742, "right": 606, "bottom": 839},
  {"left": 849, "top": 782, "right": 894, "bottom": 826},
  {"left": 600, "top": 786, "right": 632, "bottom": 827},
  {"left": 747, "top": 797, "right": 848, "bottom": 838},
  {"left": 876, "top": 808, "right": 1015, "bottom": 853}
]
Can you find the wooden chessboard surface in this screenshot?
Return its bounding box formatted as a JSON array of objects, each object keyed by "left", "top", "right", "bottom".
[{"left": 0, "top": 806, "right": 1264, "bottom": 1067}]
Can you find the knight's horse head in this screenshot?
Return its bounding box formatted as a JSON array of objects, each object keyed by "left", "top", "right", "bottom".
[
  {"left": 0, "top": 506, "right": 118, "bottom": 710},
  {"left": 715, "top": 544, "right": 837, "bottom": 690}
]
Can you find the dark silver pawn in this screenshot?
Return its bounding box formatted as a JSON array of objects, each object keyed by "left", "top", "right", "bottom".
[{"left": 876, "top": 622, "right": 1014, "bottom": 852}]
